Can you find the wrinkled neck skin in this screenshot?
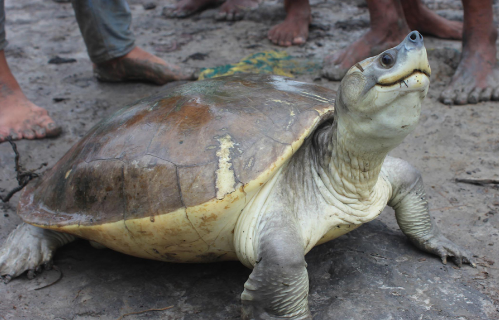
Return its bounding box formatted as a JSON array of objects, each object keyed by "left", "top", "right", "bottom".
[
  {"left": 278, "top": 106, "right": 409, "bottom": 252},
  {"left": 318, "top": 117, "right": 390, "bottom": 201}
]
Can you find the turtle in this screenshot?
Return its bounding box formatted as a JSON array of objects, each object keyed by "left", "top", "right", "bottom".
[{"left": 0, "top": 31, "right": 475, "bottom": 319}]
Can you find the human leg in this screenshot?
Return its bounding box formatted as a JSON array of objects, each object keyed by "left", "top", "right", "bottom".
[
  {"left": 322, "top": 0, "right": 410, "bottom": 81},
  {"left": 72, "top": 0, "right": 194, "bottom": 84},
  {"left": 401, "top": 0, "right": 462, "bottom": 40},
  {"left": 0, "top": 0, "right": 61, "bottom": 142},
  {"left": 440, "top": 0, "right": 499, "bottom": 105},
  {"left": 267, "top": 0, "right": 311, "bottom": 47},
  {"left": 163, "top": 0, "right": 221, "bottom": 19},
  {"left": 215, "top": 0, "right": 259, "bottom": 21}
]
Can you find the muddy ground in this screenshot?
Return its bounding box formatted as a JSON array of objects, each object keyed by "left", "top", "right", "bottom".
[{"left": 1, "top": 0, "right": 499, "bottom": 319}]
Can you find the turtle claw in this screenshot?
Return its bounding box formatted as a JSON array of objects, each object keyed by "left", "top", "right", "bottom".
[
  {"left": 0, "top": 224, "right": 59, "bottom": 281},
  {"left": 44, "top": 261, "right": 53, "bottom": 271},
  {"left": 3, "top": 275, "right": 12, "bottom": 284},
  {"left": 27, "top": 269, "right": 36, "bottom": 280},
  {"left": 420, "top": 233, "right": 476, "bottom": 268}
]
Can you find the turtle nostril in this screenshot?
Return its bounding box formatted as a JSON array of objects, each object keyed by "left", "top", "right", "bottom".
[{"left": 410, "top": 32, "right": 417, "bottom": 41}]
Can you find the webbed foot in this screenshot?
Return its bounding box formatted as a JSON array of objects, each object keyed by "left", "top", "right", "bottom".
[
  {"left": 0, "top": 223, "right": 75, "bottom": 283},
  {"left": 418, "top": 233, "right": 476, "bottom": 268}
]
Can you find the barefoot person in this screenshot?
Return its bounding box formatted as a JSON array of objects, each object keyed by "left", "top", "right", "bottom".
[
  {"left": 267, "top": 0, "right": 311, "bottom": 47},
  {"left": 323, "top": 0, "right": 497, "bottom": 105},
  {"left": 72, "top": 1, "right": 193, "bottom": 85},
  {"left": 439, "top": 0, "right": 499, "bottom": 105},
  {"left": 164, "top": 0, "right": 259, "bottom": 21},
  {"left": 165, "top": 0, "right": 311, "bottom": 47},
  {"left": 0, "top": 0, "right": 61, "bottom": 142},
  {"left": 322, "top": 0, "right": 462, "bottom": 80},
  {"left": 0, "top": 0, "right": 193, "bottom": 143}
]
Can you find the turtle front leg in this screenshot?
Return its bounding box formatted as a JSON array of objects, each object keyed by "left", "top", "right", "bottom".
[
  {"left": 238, "top": 213, "right": 311, "bottom": 320},
  {"left": 0, "top": 223, "right": 76, "bottom": 283},
  {"left": 382, "top": 157, "right": 476, "bottom": 267}
]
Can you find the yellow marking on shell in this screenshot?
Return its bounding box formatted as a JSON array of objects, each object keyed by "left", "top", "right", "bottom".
[
  {"left": 215, "top": 134, "right": 237, "bottom": 200},
  {"left": 270, "top": 99, "right": 291, "bottom": 105},
  {"left": 285, "top": 109, "right": 297, "bottom": 131},
  {"left": 65, "top": 170, "right": 72, "bottom": 179},
  {"left": 299, "top": 91, "right": 331, "bottom": 104}
]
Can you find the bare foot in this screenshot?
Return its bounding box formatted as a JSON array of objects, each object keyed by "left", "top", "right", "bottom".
[
  {"left": 215, "top": 0, "right": 259, "bottom": 21},
  {"left": 440, "top": 31, "right": 499, "bottom": 104},
  {"left": 322, "top": 29, "right": 408, "bottom": 81},
  {"left": 268, "top": 0, "right": 311, "bottom": 47},
  {"left": 94, "top": 47, "right": 195, "bottom": 85},
  {"left": 0, "top": 51, "right": 61, "bottom": 143},
  {"left": 439, "top": 0, "right": 498, "bottom": 105},
  {"left": 322, "top": 0, "right": 410, "bottom": 81},
  {"left": 401, "top": 0, "right": 462, "bottom": 40},
  {"left": 163, "top": 0, "right": 221, "bottom": 18}
]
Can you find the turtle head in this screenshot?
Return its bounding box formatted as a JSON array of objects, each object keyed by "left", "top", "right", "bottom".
[{"left": 336, "top": 31, "right": 431, "bottom": 149}]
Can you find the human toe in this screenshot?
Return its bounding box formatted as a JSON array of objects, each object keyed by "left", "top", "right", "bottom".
[
  {"left": 215, "top": 11, "right": 228, "bottom": 21},
  {"left": 31, "top": 125, "right": 46, "bottom": 138},
  {"left": 479, "top": 87, "right": 492, "bottom": 102},
  {"left": 455, "top": 88, "right": 473, "bottom": 105},
  {"left": 492, "top": 87, "right": 499, "bottom": 101},
  {"left": 279, "top": 36, "right": 291, "bottom": 47},
  {"left": 268, "top": 28, "right": 282, "bottom": 45},
  {"left": 468, "top": 87, "right": 481, "bottom": 104},
  {"left": 162, "top": 6, "right": 190, "bottom": 18},
  {"left": 225, "top": 9, "right": 243, "bottom": 21},
  {"left": 439, "top": 88, "right": 455, "bottom": 105},
  {"left": 293, "top": 36, "right": 306, "bottom": 45},
  {"left": 44, "top": 122, "right": 62, "bottom": 137},
  {"left": 8, "top": 130, "right": 20, "bottom": 141},
  {"left": 21, "top": 129, "right": 36, "bottom": 140}
]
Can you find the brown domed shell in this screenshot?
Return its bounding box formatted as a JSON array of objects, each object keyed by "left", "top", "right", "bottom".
[{"left": 19, "top": 74, "right": 335, "bottom": 227}]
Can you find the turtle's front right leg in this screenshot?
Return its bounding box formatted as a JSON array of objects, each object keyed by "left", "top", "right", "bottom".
[
  {"left": 239, "top": 213, "right": 311, "bottom": 320},
  {"left": 0, "top": 223, "right": 75, "bottom": 283}
]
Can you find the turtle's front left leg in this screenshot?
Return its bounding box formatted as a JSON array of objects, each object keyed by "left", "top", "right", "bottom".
[
  {"left": 382, "top": 156, "right": 476, "bottom": 267},
  {"left": 239, "top": 213, "right": 311, "bottom": 320}
]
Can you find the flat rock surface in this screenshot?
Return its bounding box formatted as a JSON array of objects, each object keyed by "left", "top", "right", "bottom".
[{"left": 1, "top": 0, "right": 498, "bottom": 319}]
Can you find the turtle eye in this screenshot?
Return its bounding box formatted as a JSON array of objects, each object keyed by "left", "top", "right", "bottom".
[{"left": 380, "top": 53, "right": 395, "bottom": 68}]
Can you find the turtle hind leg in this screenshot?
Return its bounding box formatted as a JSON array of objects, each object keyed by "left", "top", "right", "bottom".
[{"left": 0, "top": 223, "right": 76, "bottom": 283}]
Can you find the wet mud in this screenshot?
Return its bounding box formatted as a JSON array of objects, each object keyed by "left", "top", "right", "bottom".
[{"left": 0, "top": 0, "right": 499, "bottom": 319}]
